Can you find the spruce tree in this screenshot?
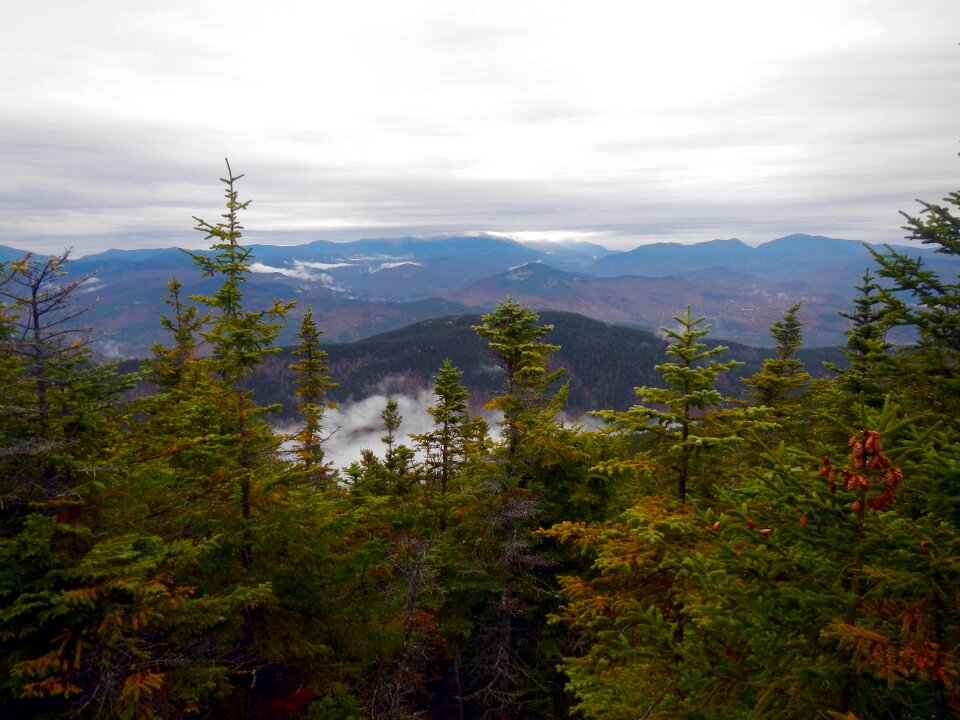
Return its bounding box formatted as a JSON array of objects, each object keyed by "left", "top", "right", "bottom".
[
  {"left": 186, "top": 160, "right": 293, "bottom": 384},
  {"left": 546, "top": 308, "right": 774, "bottom": 719},
  {"left": 410, "top": 359, "right": 480, "bottom": 499},
  {"left": 290, "top": 307, "right": 338, "bottom": 488},
  {"left": 472, "top": 297, "right": 566, "bottom": 482},
  {"left": 744, "top": 302, "right": 810, "bottom": 410},
  {"left": 453, "top": 299, "right": 591, "bottom": 718},
  {"left": 146, "top": 277, "right": 207, "bottom": 389},
  {"left": 0, "top": 254, "right": 237, "bottom": 718},
  {"left": 869, "top": 188, "right": 960, "bottom": 416},
  {"left": 183, "top": 160, "right": 294, "bottom": 568},
  {"left": 0, "top": 251, "right": 130, "bottom": 527},
  {"left": 833, "top": 270, "right": 894, "bottom": 407},
  {"left": 680, "top": 401, "right": 960, "bottom": 719},
  {"left": 593, "top": 306, "right": 745, "bottom": 502}
]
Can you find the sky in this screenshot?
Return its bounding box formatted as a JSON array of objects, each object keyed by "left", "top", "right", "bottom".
[{"left": 2, "top": 0, "right": 959, "bottom": 256}]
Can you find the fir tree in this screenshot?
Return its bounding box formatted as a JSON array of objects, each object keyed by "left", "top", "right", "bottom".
[
  {"left": 453, "top": 299, "right": 587, "bottom": 718},
  {"left": 381, "top": 398, "right": 415, "bottom": 483},
  {"left": 0, "top": 251, "right": 128, "bottom": 512},
  {"left": 546, "top": 308, "right": 774, "bottom": 719},
  {"left": 683, "top": 402, "right": 960, "bottom": 719}
]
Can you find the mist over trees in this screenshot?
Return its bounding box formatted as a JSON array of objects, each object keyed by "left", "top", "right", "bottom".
[{"left": 0, "top": 163, "right": 957, "bottom": 720}]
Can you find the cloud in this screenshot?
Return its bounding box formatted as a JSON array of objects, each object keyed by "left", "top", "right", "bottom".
[
  {"left": 348, "top": 255, "right": 405, "bottom": 262},
  {"left": 95, "top": 339, "right": 124, "bottom": 360},
  {"left": 78, "top": 277, "right": 107, "bottom": 294},
  {"left": 2, "top": 1, "right": 959, "bottom": 255},
  {"left": 249, "top": 260, "right": 347, "bottom": 291},
  {"left": 249, "top": 262, "right": 312, "bottom": 280},
  {"left": 322, "top": 390, "right": 436, "bottom": 468},
  {"left": 278, "top": 380, "right": 598, "bottom": 473},
  {"left": 370, "top": 261, "right": 424, "bottom": 273},
  {"left": 294, "top": 260, "right": 354, "bottom": 270}
]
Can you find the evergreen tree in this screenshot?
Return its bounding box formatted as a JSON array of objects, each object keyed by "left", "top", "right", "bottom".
[
  {"left": 0, "top": 251, "right": 126, "bottom": 484},
  {"left": 545, "top": 498, "right": 708, "bottom": 720},
  {"left": 380, "top": 398, "right": 415, "bottom": 489},
  {"left": 0, "top": 254, "right": 238, "bottom": 718},
  {"left": 348, "top": 399, "right": 417, "bottom": 498},
  {"left": 145, "top": 277, "right": 207, "bottom": 389},
  {"left": 744, "top": 302, "right": 810, "bottom": 409},
  {"left": 593, "top": 306, "right": 747, "bottom": 502},
  {"left": 186, "top": 161, "right": 293, "bottom": 385},
  {"left": 410, "top": 359, "right": 486, "bottom": 500},
  {"left": 183, "top": 160, "right": 294, "bottom": 569},
  {"left": 472, "top": 297, "right": 566, "bottom": 481},
  {"left": 0, "top": 251, "right": 92, "bottom": 438},
  {"left": 290, "top": 307, "right": 338, "bottom": 488},
  {"left": 832, "top": 270, "right": 894, "bottom": 407},
  {"left": 380, "top": 398, "right": 403, "bottom": 471},
  {"left": 682, "top": 402, "right": 960, "bottom": 719},
  {"left": 869, "top": 187, "right": 960, "bottom": 415},
  {"left": 546, "top": 308, "right": 773, "bottom": 719},
  {"left": 447, "top": 299, "right": 604, "bottom": 718}
]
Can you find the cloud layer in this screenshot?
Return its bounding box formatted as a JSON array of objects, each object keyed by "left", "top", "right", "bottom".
[{"left": 3, "top": 1, "right": 959, "bottom": 255}]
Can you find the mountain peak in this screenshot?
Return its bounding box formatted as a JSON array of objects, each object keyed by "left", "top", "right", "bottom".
[{"left": 764, "top": 233, "right": 857, "bottom": 247}]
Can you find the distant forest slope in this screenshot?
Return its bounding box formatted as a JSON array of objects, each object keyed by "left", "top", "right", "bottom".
[{"left": 248, "top": 311, "right": 844, "bottom": 419}]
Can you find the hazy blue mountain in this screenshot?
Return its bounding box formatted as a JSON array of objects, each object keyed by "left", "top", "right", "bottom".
[
  {"left": 586, "top": 233, "right": 955, "bottom": 284},
  {"left": 2, "top": 232, "right": 954, "bottom": 357},
  {"left": 588, "top": 238, "right": 753, "bottom": 277},
  {"left": 512, "top": 239, "right": 620, "bottom": 269},
  {"left": 439, "top": 260, "right": 855, "bottom": 347},
  {"left": 0, "top": 245, "right": 34, "bottom": 263}
]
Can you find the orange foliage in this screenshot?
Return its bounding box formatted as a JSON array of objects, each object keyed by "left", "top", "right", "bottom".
[{"left": 818, "top": 430, "right": 904, "bottom": 513}]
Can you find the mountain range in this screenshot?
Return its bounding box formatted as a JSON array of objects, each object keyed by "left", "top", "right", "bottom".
[{"left": 4, "top": 232, "right": 957, "bottom": 357}]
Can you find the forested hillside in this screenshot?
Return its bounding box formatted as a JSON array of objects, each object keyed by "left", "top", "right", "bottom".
[
  {"left": 1, "top": 166, "right": 957, "bottom": 720},
  {"left": 246, "top": 311, "right": 843, "bottom": 419}
]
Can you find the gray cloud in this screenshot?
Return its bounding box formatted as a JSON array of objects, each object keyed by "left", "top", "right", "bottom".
[{"left": 2, "top": 1, "right": 958, "bottom": 256}]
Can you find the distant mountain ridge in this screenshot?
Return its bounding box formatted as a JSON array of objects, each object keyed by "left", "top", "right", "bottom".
[
  {"left": 438, "top": 261, "right": 853, "bottom": 347},
  {"left": 2, "top": 233, "right": 956, "bottom": 356},
  {"left": 587, "top": 234, "right": 884, "bottom": 279}
]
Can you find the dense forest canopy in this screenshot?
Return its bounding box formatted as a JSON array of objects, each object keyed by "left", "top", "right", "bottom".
[{"left": 0, "top": 163, "right": 957, "bottom": 720}]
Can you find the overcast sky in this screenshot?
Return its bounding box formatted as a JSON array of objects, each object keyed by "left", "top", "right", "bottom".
[{"left": 2, "top": 1, "right": 958, "bottom": 256}]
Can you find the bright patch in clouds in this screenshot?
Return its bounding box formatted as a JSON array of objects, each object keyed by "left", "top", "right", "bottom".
[{"left": 506, "top": 231, "right": 604, "bottom": 244}]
